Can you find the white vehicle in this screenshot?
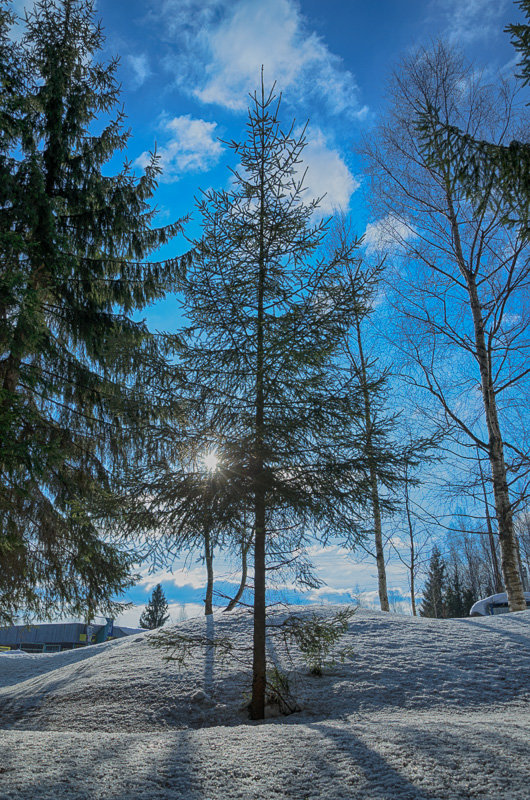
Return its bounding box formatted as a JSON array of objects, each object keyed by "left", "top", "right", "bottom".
[{"left": 469, "top": 592, "right": 530, "bottom": 616}]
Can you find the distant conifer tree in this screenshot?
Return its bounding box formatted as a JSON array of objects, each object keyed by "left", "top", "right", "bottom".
[
  {"left": 420, "top": 546, "right": 447, "bottom": 618},
  {"left": 139, "top": 584, "right": 170, "bottom": 629},
  {"left": 444, "top": 564, "right": 475, "bottom": 618}
]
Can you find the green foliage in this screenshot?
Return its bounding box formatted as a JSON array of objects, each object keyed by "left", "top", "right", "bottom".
[
  {"left": 420, "top": 546, "right": 447, "bottom": 618},
  {"left": 421, "top": 546, "right": 478, "bottom": 619},
  {"left": 417, "top": 2, "right": 530, "bottom": 233},
  {"left": 0, "top": 0, "right": 185, "bottom": 624},
  {"left": 506, "top": 0, "right": 530, "bottom": 89},
  {"left": 139, "top": 584, "right": 170, "bottom": 630},
  {"left": 178, "top": 84, "right": 377, "bottom": 552},
  {"left": 280, "top": 607, "right": 356, "bottom": 676},
  {"left": 444, "top": 565, "right": 475, "bottom": 619}
]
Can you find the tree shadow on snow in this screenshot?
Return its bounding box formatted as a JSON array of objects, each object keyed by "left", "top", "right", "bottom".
[
  {"left": 204, "top": 613, "right": 215, "bottom": 694},
  {"left": 307, "top": 720, "right": 440, "bottom": 800},
  {"left": 0, "top": 731, "right": 206, "bottom": 800},
  {"left": 455, "top": 614, "right": 530, "bottom": 648}
]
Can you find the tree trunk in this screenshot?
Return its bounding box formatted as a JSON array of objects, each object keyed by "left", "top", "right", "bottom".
[
  {"left": 250, "top": 91, "right": 267, "bottom": 720},
  {"left": 204, "top": 521, "right": 214, "bottom": 616},
  {"left": 478, "top": 451, "right": 503, "bottom": 593},
  {"left": 445, "top": 192, "right": 526, "bottom": 611},
  {"left": 404, "top": 470, "right": 417, "bottom": 616},
  {"left": 225, "top": 531, "right": 251, "bottom": 612},
  {"left": 467, "top": 277, "right": 525, "bottom": 610},
  {"left": 250, "top": 488, "right": 266, "bottom": 719},
  {"left": 354, "top": 316, "right": 389, "bottom": 612},
  {"left": 515, "top": 536, "right": 529, "bottom": 592},
  {"left": 371, "top": 462, "right": 389, "bottom": 612}
]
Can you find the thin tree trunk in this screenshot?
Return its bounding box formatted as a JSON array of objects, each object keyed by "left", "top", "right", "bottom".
[
  {"left": 404, "top": 469, "right": 417, "bottom": 616},
  {"left": 477, "top": 450, "right": 503, "bottom": 593},
  {"left": 225, "top": 531, "right": 251, "bottom": 612},
  {"left": 204, "top": 521, "right": 213, "bottom": 616},
  {"left": 251, "top": 488, "right": 266, "bottom": 719},
  {"left": 354, "top": 316, "right": 389, "bottom": 612},
  {"left": 445, "top": 191, "right": 526, "bottom": 611}
]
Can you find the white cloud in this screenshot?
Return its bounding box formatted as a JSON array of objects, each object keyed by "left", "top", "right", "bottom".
[
  {"left": 363, "top": 214, "right": 416, "bottom": 255},
  {"left": 135, "top": 114, "right": 223, "bottom": 182},
  {"left": 300, "top": 126, "right": 358, "bottom": 215},
  {"left": 157, "top": 0, "right": 366, "bottom": 119},
  {"left": 433, "top": 0, "right": 509, "bottom": 45},
  {"left": 127, "top": 54, "right": 151, "bottom": 89},
  {"left": 131, "top": 542, "right": 416, "bottom": 615},
  {"left": 138, "top": 565, "right": 208, "bottom": 590},
  {"left": 154, "top": 0, "right": 224, "bottom": 43}
]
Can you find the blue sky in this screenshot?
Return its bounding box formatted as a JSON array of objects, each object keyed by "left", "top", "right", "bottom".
[
  {"left": 12, "top": 0, "right": 523, "bottom": 624},
  {"left": 91, "top": 0, "right": 518, "bottom": 244}
]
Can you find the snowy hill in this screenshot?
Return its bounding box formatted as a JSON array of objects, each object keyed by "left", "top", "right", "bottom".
[{"left": 1, "top": 606, "right": 529, "bottom": 799}]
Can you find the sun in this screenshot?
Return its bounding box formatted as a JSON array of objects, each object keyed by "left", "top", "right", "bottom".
[{"left": 202, "top": 451, "right": 219, "bottom": 472}]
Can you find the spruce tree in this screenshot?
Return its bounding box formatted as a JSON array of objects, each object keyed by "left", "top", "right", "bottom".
[
  {"left": 139, "top": 584, "right": 170, "bottom": 629},
  {"left": 0, "top": 0, "right": 184, "bottom": 624},
  {"left": 175, "top": 80, "right": 387, "bottom": 719},
  {"left": 119, "top": 81, "right": 400, "bottom": 718},
  {"left": 444, "top": 565, "right": 470, "bottom": 618},
  {"left": 420, "top": 546, "right": 447, "bottom": 618}
]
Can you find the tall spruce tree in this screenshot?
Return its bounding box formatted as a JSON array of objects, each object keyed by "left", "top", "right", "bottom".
[
  {"left": 139, "top": 584, "right": 170, "bottom": 629},
  {"left": 174, "top": 80, "right": 396, "bottom": 719},
  {"left": 118, "top": 82, "right": 403, "bottom": 717},
  {"left": 0, "top": 0, "right": 184, "bottom": 624}
]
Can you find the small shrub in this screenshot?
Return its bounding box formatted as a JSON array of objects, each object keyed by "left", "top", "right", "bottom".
[{"left": 280, "top": 606, "right": 356, "bottom": 676}]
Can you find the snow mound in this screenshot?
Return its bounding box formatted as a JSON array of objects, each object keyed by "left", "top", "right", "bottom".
[
  {"left": 1, "top": 606, "right": 529, "bottom": 732},
  {"left": 1, "top": 606, "right": 529, "bottom": 799}
]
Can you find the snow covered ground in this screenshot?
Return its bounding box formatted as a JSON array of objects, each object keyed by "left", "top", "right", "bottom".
[{"left": 0, "top": 606, "right": 529, "bottom": 799}]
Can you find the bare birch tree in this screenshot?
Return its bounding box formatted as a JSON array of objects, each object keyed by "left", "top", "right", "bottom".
[{"left": 360, "top": 43, "right": 530, "bottom": 610}]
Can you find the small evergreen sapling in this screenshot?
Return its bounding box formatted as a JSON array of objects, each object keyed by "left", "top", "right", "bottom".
[
  {"left": 279, "top": 607, "right": 356, "bottom": 676},
  {"left": 148, "top": 606, "right": 356, "bottom": 716}
]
